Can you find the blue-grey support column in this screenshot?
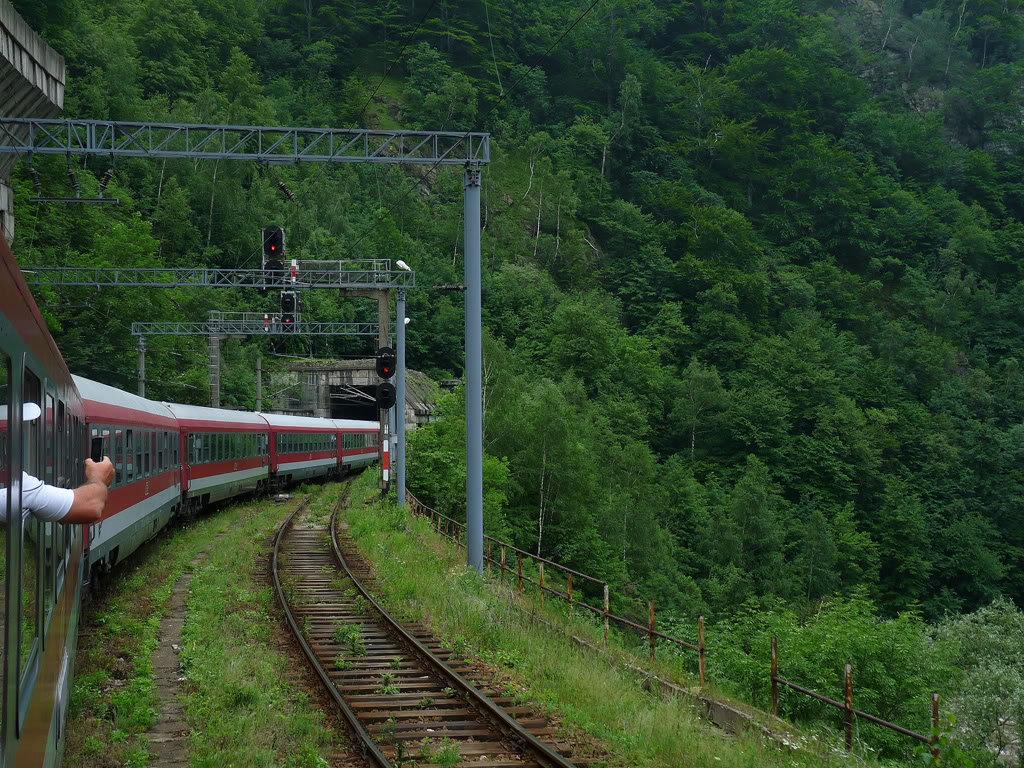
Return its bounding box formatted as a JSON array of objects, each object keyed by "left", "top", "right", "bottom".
[
  {"left": 464, "top": 164, "right": 483, "bottom": 573},
  {"left": 397, "top": 289, "right": 407, "bottom": 507}
]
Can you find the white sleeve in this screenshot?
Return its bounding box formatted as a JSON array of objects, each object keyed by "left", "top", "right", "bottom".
[{"left": 21, "top": 473, "right": 74, "bottom": 522}]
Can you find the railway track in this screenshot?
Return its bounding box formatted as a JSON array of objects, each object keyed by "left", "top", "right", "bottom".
[{"left": 272, "top": 487, "right": 598, "bottom": 768}]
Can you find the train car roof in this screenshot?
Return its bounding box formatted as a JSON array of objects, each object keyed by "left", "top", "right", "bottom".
[
  {"left": 73, "top": 375, "right": 177, "bottom": 424},
  {"left": 332, "top": 418, "right": 380, "bottom": 431},
  {"left": 260, "top": 412, "right": 350, "bottom": 430},
  {"left": 162, "top": 402, "right": 268, "bottom": 428},
  {"left": 259, "top": 413, "right": 378, "bottom": 431}
]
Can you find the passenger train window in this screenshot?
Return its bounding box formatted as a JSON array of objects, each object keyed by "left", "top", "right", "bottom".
[
  {"left": 115, "top": 430, "right": 123, "bottom": 485},
  {"left": 57, "top": 400, "right": 65, "bottom": 487},
  {"left": 151, "top": 431, "right": 156, "bottom": 474},
  {"left": 58, "top": 400, "right": 66, "bottom": 485},
  {"left": 135, "top": 431, "right": 143, "bottom": 480},
  {"left": 45, "top": 394, "right": 54, "bottom": 485},
  {"left": 44, "top": 520, "right": 54, "bottom": 629},
  {"left": 0, "top": 352, "right": 9, "bottom": 747},
  {"left": 126, "top": 430, "right": 134, "bottom": 482},
  {"left": 22, "top": 370, "right": 42, "bottom": 684},
  {"left": 143, "top": 432, "right": 150, "bottom": 476}
]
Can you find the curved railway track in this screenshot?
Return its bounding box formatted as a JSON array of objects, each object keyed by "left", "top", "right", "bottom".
[{"left": 272, "top": 487, "right": 596, "bottom": 768}]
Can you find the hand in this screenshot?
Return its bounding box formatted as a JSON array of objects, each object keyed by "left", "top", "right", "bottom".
[{"left": 85, "top": 457, "right": 115, "bottom": 488}]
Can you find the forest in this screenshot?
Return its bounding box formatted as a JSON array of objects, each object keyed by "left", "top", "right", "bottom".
[{"left": 9, "top": 0, "right": 1024, "bottom": 756}]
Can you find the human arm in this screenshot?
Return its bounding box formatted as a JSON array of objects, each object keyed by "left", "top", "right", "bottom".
[{"left": 62, "top": 458, "right": 114, "bottom": 524}]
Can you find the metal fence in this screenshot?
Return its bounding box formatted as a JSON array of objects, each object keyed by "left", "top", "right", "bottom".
[
  {"left": 405, "top": 492, "right": 706, "bottom": 685},
  {"left": 771, "top": 636, "right": 940, "bottom": 755},
  {"left": 403, "top": 493, "right": 947, "bottom": 755}
]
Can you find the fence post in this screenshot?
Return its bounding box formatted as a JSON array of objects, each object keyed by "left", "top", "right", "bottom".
[
  {"left": 845, "top": 664, "right": 853, "bottom": 752},
  {"left": 931, "top": 692, "right": 940, "bottom": 759},
  {"left": 649, "top": 600, "right": 656, "bottom": 664},
  {"left": 487, "top": 539, "right": 491, "bottom": 578},
  {"left": 568, "top": 574, "right": 573, "bottom": 618},
  {"left": 500, "top": 545, "right": 506, "bottom": 585},
  {"left": 698, "top": 615, "right": 706, "bottom": 686},
  {"left": 539, "top": 562, "right": 544, "bottom": 609},
  {"left": 517, "top": 551, "right": 523, "bottom": 595},
  {"left": 771, "top": 636, "right": 779, "bottom": 717},
  {"left": 603, "top": 584, "right": 609, "bottom": 646}
]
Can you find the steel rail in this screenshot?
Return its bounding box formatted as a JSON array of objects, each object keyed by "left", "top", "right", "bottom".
[
  {"left": 328, "top": 502, "right": 577, "bottom": 768},
  {"left": 271, "top": 495, "right": 393, "bottom": 768}
]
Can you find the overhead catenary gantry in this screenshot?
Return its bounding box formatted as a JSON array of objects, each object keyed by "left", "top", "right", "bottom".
[
  {"left": 131, "top": 312, "right": 379, "bottom": 405},
  {"left": 2, "top": 117, "right": 489, "bottom": 574},
  {"left": 0, "top": 118, "right": 488, "bottom": 166}
]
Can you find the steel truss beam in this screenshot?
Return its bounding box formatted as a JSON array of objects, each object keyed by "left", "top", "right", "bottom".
[
  {"left": 21, "top": 266, "right": 414, "bottom": 290},
  {"left": 0, "top": 119, "right": 489, "bottom": 166},
  {"left": 131, "top": 320, "right": 379, "bottom": 337}
]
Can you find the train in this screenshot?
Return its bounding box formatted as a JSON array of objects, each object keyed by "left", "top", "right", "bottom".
[{"left": 0, "top": 234, "right": 381, "bottom": 765}]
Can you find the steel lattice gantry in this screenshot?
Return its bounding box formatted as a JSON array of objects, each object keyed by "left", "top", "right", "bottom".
[
  {"left": 20, "top": 266, "right": 415, "bottom": 290},
  {"left": 0, "top": 118, "right": 488, "bottom": 166},
  {"left": 131, "top": 320, "right": 379, "bottom": 337},
  {"left": 4, "top": 118, "right": 490, "bottom": 573},
  {"left": 131, "top": 315, "right": 379, "bottom": 405}
]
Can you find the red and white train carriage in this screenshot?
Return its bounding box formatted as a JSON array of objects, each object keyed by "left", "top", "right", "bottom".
[
  {"left": 166, "top": 403, "right": 270, "bottom": 512},
  {"left": 75, "top": 376, "right": 181, "bottom": 572},
  {"left": 0, "top": 231, "right": 382, "bottom": 765}
]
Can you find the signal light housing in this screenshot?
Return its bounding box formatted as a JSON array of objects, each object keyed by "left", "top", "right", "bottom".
[
  {"left": 376, "top": 382, "right": 397, "bottom": 409},
  {"left": 376, "top": 347, "right": 396, "bottom": 379},
  {"left": 280, "top": 290, "right": 297, "bottom": 328}
]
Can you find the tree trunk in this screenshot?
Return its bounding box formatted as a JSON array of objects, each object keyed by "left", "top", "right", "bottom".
[
  {"left": 908, "top": 35, "right": 919, "bottom": 78},
  {"left": 206, "top": 160, "right": 219, "bottom": 249},
  {"left": 554, "top": 192, "right": 562, "bottom": 265},
  {"left": 523, "top": 157, "right": 536, "bottom": 200},
  {"left": 533, "top": 182, "right": 543, "bottom": 259}
]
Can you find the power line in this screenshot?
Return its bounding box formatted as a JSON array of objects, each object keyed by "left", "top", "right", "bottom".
[{"left": 339, "top": 0, "right": 603, "bottom": 260}]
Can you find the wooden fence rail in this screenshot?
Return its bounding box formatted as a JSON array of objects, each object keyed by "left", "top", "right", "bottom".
[
  {"left": 771, "top": 637, "right": 940, "bottom": 756},
  {"left": 405, "top": 491, "right": 706, "bottom": 684}
]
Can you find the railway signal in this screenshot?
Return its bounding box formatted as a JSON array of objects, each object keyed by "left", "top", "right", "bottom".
[
  {"left": 376, "top": 382, "right": 397, "bottom": 409},
  {"left": 280, "top": 290, "right": 297, "bottom": 329},
  {"left": 376, "top": 346, "right": 396, "bottom": 379},
  {"left": 261, "top": 226, "right": 285, "bottom": 292}
]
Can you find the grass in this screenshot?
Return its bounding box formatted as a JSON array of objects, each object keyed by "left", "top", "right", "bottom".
[
  {"left": 66, "top": 488, "right": 339, "bottom": 767},
  {"left": 342, "top": 472, "right": 895, "bottom": 768}
]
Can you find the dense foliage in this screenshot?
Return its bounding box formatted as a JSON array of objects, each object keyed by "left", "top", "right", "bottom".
[{"left": 10, "top": 0, "right": 1024, "bottom": 745}]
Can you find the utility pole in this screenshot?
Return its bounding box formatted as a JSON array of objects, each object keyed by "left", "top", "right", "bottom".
[
  {"left": 256, "top": 357, "right": 262, "bottom": 412},
  {"left": 378, "top": 292, "right": 390, "bottom": 492},
  {"left": 464, "top": 163, "right": 483, "bottom": 574},
  {"left": 396, "top": 289, "right": 407, "bottom": 507},
  {"left": 137, "top": 336, "right": 145, "bottom": 398}
]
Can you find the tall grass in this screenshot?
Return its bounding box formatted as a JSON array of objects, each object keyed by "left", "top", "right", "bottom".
[{"left": 344, "top": 474, "right": 887, "bottom": 768}]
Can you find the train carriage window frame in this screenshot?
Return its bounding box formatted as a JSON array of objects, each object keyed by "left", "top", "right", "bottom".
[
  {"left": 114, "top": 429, "right": 124, "bottom": 487},
  {"left": 20, "top": 368, "right": 43, "bottom": 696},
  {"left": 126, "top": 430, "right": 134, "bottom": 482},
  {"left": 0, "top": 351, "right": 9, "bottom": 755}
]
